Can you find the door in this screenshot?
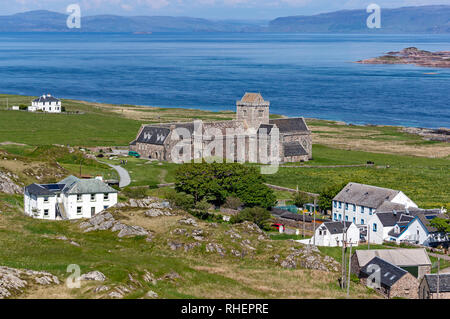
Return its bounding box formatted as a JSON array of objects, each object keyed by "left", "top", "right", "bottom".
[{"left": 91, "top": 207, "right": 95, "bottom": 217}]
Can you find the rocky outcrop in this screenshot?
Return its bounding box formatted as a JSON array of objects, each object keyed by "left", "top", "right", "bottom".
[
  {"left": 80, "top": 271, "right": 106, "bottom": 282},
  {"left": 0, "top": 266, "right": 59, "bottom": 299},
  {"left": 279, "top": 246, "right": 340, "bottom": 272},
  {"left": 79, "top": 211, "right": 152, "bottom": 240},
  {"left": 0, "top": 170, "right": 22, "bottom": 194},
  {"left": 356, "top": 47, "right": 450, "bottom": 68}
]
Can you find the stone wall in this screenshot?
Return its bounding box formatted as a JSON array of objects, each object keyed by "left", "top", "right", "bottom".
[{"left": 390, "top": 272, "right": 419, "bottom": 299}]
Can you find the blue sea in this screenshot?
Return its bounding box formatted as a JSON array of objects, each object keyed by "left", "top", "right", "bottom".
[{"left": 0, "top": 32, "right": 449, "bottom": 128}]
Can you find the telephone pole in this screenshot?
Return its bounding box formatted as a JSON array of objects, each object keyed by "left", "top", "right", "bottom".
[
  {"left": 347, "top": 243, "right": 353, "bottom": 297},
  {"left": 437, "top": 257, "right": 440, "bottom": 299}
]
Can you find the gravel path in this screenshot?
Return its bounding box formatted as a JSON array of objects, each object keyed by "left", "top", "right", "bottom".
[{"left": 102, "top": 163, "right": 131, "bottom": 188}]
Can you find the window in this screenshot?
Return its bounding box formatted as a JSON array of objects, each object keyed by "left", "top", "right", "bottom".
[
  {"left": 242, "top": 110, "right": 247, "bottom": 117},
  {"left": 345, "top": 215, "right": 348, "bottom": 221},
  {"left": 361, "top": 219, "right": 365, "bottom": 225},
  {"left": 333, "top": 201, "right": 336, "bottom": 208},
  {"left": 369, "top": 208, "right": 373, "bottom": 215},
  {"left": 361, "top": 206, "right": 364, "bottom": 213},
  {"left": 77, "top": 207, "right": 82, "bottom": 214},
  {"left": 90, "top": 194, "right": 96, "bottom": 201},
  {"left": 353, "top": 217, "right": 356, "bottom": 223},
  {"left": 103, "top": 193, "right": 109, "bottom": 201},
  {"left": 353, "top": 205, "right": 356, "bottom": 212},
  {"left": 258, "top": 110, "right": 264, "bottom": 118},
  {"left": 44, "top": 209, "right": 49, "bottom": 216},
  {"left": 338, "top": 202, "right": 342, "bottom": 209},
  {"left": 43, "top": 197, "right": 49, "bottom": 203},
  {"left": 333, "top": 213, "right": 337, "bottom": 220},
  {"left": 77, "top": 194, "right": 82, "bottom": 201},
  {"left": 373, "top": 223, "right": 377, "bottom": 232},
  {"left": 345, "top": 203, "right": 348, "bottom": 210},
  {"left": 104, "top": 206, "right": 108, "bottom": 210},
  {"left": 338, "top": 214, "right": 342, "bottom": 221}
]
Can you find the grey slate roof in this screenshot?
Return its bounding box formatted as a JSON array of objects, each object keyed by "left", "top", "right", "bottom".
[
  {"left": 360, "top": 257, "right": 408, "bottom": 287},
  {"left": 423, "top": 274, "right": 450, "bottom": 293},
  {"left": 60, "top": 176, "right": 118, "bottom": 195},
  {"left": 283, "top": 142, "right": 308, "bottom": 157},
  {"left": 269, "top": 117, "right": 309, "bottom": 133},
  {"left": 257, "top": 124, "right": 274, "bottom": 135},
  {"left": 33, "top": 95, "right": 60, "bottom": 103},
  {"left": 25, "top": 183, "right": 55, "bottom": 196},
  {"left": 354, "top": 248, "right": 431, "bottom": 267},
  {"left": 376, "top": 201, "right": 407, "bottom": 212},
  {"left": 376, "top": 212, "right": 413, "bottom": 227},
  {"left": 322, "top": 221, "right": 353, "bottom": 234},
  {"left": 333, "top": 182, "right": 401, "bottom": 209},
  {"left": 136, "top": 126, "right": 171, "bottom": 145}
]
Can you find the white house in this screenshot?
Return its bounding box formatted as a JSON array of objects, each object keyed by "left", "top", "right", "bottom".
[
  {"left": 367, "top": 208, "right": 445, "bottom": 246},
  {"left": 24, "top": 175, "right": 118, "bottom": 220},
  {"left": 387, "top": 212, "right": 448, "bottom": 247},
  {"left": 332, "top": 182, "right": 417, "bottom": 226},
  {"left": 298, "top": 221, "right": 359, "bottom": 247},
  {"left": 30, "top": 94, "right": 62, "bottom": 113}
]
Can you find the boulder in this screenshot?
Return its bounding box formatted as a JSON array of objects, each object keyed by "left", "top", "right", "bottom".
[
  {"left": 80, "top": 271, "right": 106, "bottom": 282},
  {"left": 146, "top": 290, "right": 158, "bottom": 298},
  {"left": 117, "top": 225, "right": 149, "bottom": 238}
]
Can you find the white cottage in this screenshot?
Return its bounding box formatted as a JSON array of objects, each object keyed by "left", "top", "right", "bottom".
[
  {"left": 332, "top": 182, "right": 417, "bottom": 226},
  {"left": 24, "top": 175, "right": 118, "bottom": 220},
  {"left": 298, "top": 221, "right": 359, "bottom": 247},
  {"left": 30, "top": 94, "right": 62, "bottom": 113},
  {"left": 367, "top": 208, "right": 445, "bottom": 246}
]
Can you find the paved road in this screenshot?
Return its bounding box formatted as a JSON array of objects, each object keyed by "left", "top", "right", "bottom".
[{"left": 104, "top": 163, "right": 131, "bottom": 188}]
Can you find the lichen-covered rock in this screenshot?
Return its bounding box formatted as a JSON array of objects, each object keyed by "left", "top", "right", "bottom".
[
  {"left": 279, "top": 246, "right": 340, "bottom": 272},
  {"left": 117, "top": 225, "right": 149, "bottom": 238},
  {"left": 0, "top": 170, "right": 22, "bottom": 194},
  {"left": 144, "top": 209, "right": 173, "bottom": 217},
  {"left": 206, "top": 243, "right": 226, "bottom": 256},
  {"left": 146, "top": 290, "right": 159, "bottom": 298},
  {"left": 0, "top": 266, "right": 59, "bottom": 299},
  {"left": 178, "top": 217, "right": 198, "bottom": 227},
  {"left": 80, "top": 271, "right": 106, "bottom": 282}
]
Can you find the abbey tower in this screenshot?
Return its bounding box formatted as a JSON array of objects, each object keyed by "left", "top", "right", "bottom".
[{"left": 236, "top": 93, "right": 270, "bottom": 129}]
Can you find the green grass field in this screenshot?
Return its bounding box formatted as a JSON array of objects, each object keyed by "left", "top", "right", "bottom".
[{"left": 265, "top": 145, "right": 450, "bottom": 208}]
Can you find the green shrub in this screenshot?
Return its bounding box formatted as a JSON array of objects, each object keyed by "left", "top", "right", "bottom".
[
  {"left": 122, "top": 186, "right": 147, "bottom": 199},
  {"left": 223, "top": 197, "right": 243, "bottom": 210},
  {"left": 166, "top": 191, "right": 195, "bottom": 211},
  {"left": 231, "top": 207, "right": 273, "bottom": 230}
]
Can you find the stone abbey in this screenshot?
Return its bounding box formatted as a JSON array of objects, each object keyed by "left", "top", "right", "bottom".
[{"left": 129, "top": 93, "right": 312, "bottom": 163}]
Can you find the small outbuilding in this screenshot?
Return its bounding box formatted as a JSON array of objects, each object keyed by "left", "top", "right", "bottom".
[
  {"left": 351, "top": 248, "right": 432, "bottom": 279},
  {"left": 419, "top": 273, "right": 450, "bottom": 299},
  {"left": 359, "top": 256, "right": 419, "bottom": 299}
]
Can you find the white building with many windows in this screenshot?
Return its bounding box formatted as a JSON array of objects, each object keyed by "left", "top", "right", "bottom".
[
  {"left": 24, "top": 175, "right": 118, "bottom": 220},
  {"left": 331, "top": 182, "right": 417, "bottom": 226},
  {"left": 29, "top": 94, "right": 62, "bottom": 113}
]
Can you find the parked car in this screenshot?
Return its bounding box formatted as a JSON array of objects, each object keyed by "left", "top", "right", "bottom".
[{"left": 128, "top": 151, "right": 141, "bottom": 158}]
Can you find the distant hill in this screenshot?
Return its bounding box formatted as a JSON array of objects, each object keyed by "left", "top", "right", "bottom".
[
  {"left": 1, "top": 6, "right": 449, "bottom": 33},
  {"left": 269, "top": 5, "right": 450, "bottom": 33},
  {"left": 0, "top": 10, "right": 265, "bottom": 32}
]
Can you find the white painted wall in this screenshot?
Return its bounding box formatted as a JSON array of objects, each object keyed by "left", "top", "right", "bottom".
[
  {"left": 367, "top": 214, "right": 395, "bottom": 245},
  {"left": 32, "top": 99, "right": 62, "bottom": 113},
  {"left": 24, "top": 193, "right": 57, "bottom": 220},
  {"left": 64, "top": 192, "right": 117, "bottom": 220},
  {"left": 311, "top": 223, "right": 360, "bottom": 247},
  {"left": 391, "top": 192, "right": 418, "bottom": 209},
  {"left": 25, "top": 190, "right": 117, "bottom": 221},
  {"left": 332, "top": 201, "right": 374, "bottom": 226}
]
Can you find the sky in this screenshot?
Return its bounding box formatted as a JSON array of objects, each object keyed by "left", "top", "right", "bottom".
[{"left": 1, "top": 0, "right": 449, "bottom": 19}]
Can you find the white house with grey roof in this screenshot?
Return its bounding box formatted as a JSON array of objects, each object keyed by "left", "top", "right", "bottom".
[
  {"left": 29, "top": 94, "right": 62, "bottom": 113},
  {"left": 298, "top": 221, "right": 359, "bottom": 247},
  {"left": 24, "top": 175, "right": 118, "bottom": 220},
  {"left": 332, "top": 182, "right": 418, "bottom": 226}
]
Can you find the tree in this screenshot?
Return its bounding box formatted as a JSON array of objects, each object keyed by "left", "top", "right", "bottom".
[
  {"left": 166, "top": 191, "right": 195, "bottom": 211},
  {"left": 223, "top": 197, "right": 243, "bottom": 210},
  {"left": 318, "top": 182, "right": 348, "bottom": 212},
  {"left": 231, "top": 207, "right": 272, "bottom": 230},
  {"left": 292, "top": 192, "right": 311, "bottom": 209},
  {"left": 175, "top": 162, "right": 276, "bottom": 209},
  {"left": 430, "top": 218, "right": 450, "bottom": 234}
]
